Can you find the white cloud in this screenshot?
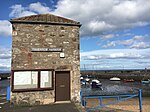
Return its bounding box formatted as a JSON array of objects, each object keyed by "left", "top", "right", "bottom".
[
  {"left": 9, "top": 4, "right": 36, "bottom": 17},
  {"left": 130, "top": 42, "right": 150, "bottom": 49},
  {"left": 0, "top": 47, "right": 11, "bottom": 59},
  {"left": 119, "top": 39, "right": 134, "bottom": 46},
  {"left": 9, "top": 4, "right": 23, "bottom": 17},
  {"left": 103, "top": 41, "right": 116, "bottom": 48},
  {"left": 9, "top": 0, "right": 150, "bottom": 37},
  {"left": 84, "top": 41, "right": 150, "bottom": 69},
  {"left": 81, "top": 48, "right": 150, "bottom": 60},
  {"left": 0, "top": 48, "right": 11, "bottom": 71},
  {"left": 29, "top": 2, "right": 51, "bottom": 14},
  {"left": 81, "top": 48, "right": 150, "bottom": 69},
  {"left": 123, "top": 33, "right": 134, "bottom": 37},
  {"left": 103, "top": 34, "right": 150, "bottom": 49},
  {"left": 101, "top": 34, "right": 115, "bottom": 39},
  {"left": 87, "top": 21, "right": 115, "bottom": 34},
  {"left": 0, "top": 64, "right": 10, "bottom": 70},
  {"left": 0, "top": 20, "right": 12, "bottom": 36},
  {"left": 53, "top": 0, "right": 150, "bottom": 36},
  {"left": 7, "top": 2, "right": 52, "bottom": 38},
  {"left": 122, "top": 35, "right": 150, "bottom": 49},
  {"left": 9, "top": 2, "right": 51, "bottom": 18},
  {"left": 134, "top": 60, "right": 150, "bottom": 65}
]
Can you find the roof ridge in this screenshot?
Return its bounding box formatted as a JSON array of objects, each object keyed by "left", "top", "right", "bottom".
[{"left": 10, "top": 14, "right": 81, "bottom": 26}]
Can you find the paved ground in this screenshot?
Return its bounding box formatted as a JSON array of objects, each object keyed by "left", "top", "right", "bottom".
[{"left": 0, "top": 95, "right": 80, "bottom": 112}]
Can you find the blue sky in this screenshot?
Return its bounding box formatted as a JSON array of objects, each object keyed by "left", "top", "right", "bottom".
[{"left": 0, "top": 0, "right": 150, "bottom": 71}]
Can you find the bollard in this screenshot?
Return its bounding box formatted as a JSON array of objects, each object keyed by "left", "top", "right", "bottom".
[
  {"left": 6, "top": 86, "right": 10, "bottom": 101},
  {"left": 139, "top": 89, "right": 142, "bottom": 112}
]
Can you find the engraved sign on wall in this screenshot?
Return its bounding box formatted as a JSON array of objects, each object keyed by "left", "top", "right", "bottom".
[{"left": 31, "top": 48, "right": 62, "bottom": 52}]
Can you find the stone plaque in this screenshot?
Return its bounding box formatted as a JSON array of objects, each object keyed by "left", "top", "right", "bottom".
[{"left": 31, "top": 48, "right": 62, "bottom": 52}]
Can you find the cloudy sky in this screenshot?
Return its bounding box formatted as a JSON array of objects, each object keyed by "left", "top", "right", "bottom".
[{"left": 0, "top": 0, "right": 150, "bottom": 71}]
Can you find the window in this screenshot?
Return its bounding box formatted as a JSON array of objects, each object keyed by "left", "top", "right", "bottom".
[
  {"left": 40, "top": 71, "right": 52, "bottom": 88},
  {"left": 14, "top": 71, "right": 38, "bottom": 89},
  {"left": 12, "top": 70, "right": 53, "bottom": 92}
]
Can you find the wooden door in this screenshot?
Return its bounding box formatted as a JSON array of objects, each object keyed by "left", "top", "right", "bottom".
[{"left": 55, "top": 71, "right": 70, "bottom": 101}]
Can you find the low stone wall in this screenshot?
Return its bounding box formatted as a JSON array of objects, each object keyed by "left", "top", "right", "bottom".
[{"left": 11, "top": 90, "right": 55, "bottom": 105}]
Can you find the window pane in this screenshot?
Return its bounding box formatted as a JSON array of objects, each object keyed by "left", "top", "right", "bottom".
[
  {"left": 40, "top": 71, "right": 52, "bottom": 88},
  {"left": 14, "top": 71, "right": 38, "bottom": 89}
]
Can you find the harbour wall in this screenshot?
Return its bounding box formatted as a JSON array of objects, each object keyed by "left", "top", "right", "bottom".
[{"left": 81, "top": 70, "right": 150, "bottom": 81}]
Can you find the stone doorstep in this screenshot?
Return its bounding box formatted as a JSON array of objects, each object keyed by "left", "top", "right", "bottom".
[{"left": 55, "top": 101, "right": 71, "bottom": 104}]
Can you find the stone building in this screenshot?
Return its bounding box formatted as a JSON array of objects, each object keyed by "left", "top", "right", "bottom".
[{"left": 10, "top": 14, "right": 81, "bottom": 105}]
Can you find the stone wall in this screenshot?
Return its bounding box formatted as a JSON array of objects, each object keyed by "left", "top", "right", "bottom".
[
  {"left": 11, "top": 23, "right": 80, "bottom": 105},
  {"left": 11, "top": 91, "right": 54, "bottom": 105}
]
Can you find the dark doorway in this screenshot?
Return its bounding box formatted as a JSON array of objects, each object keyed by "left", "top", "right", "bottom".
[{"left": 55, "top": 71, "right": 70, "bottom": 101}]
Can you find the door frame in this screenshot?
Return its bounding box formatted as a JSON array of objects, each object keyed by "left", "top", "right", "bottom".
[{"left": 55, "top": 71, "right": 71, "bottom": 102}]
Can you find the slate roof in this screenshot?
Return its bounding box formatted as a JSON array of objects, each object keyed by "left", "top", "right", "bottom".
[{"left": 10, "top": 14, "right": 81, "bottom": 26}]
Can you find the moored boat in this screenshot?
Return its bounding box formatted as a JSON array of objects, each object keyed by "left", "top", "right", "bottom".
[
  {"left": 141, "top": 79, "right": 150, "bottom": 84},
  {"left": 123, "top": 79, "right": 134, "bottom": 82},
  {"left": 81, "top": 80, "right": 86, "bottom": 85},
  {"left": 85, "top": 77, "right": 90, "bottom": 83},
  {"left": 110, "top": 77, "right": 121, "bottom": 81},
  {"left": 80, "top": 76, "right": 86, "bottom": 85},
  {"left": 7, "top": 76, "right": 11, "bottom": 80},
  {"left": 91, "top": 79, "right": 102, "bottom": 88},
  {"left": 80, "top": 76, "right": 84, "bottom": 80}
]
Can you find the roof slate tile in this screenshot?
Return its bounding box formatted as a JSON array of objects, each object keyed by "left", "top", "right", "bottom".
[{"left": 10, "top": 14, "right": 81, "bottom": 26}]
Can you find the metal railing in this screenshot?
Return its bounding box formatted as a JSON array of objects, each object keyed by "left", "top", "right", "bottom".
[
  {"left": 81, "top": 89, "right": 142, "bottom": 112},
  {"left": 6, "top": 86, "right": 10, "bottom": 101}
]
